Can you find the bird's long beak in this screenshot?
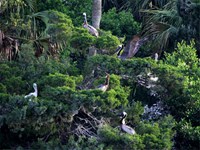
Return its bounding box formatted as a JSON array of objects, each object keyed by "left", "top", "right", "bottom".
[{"left": 105, "top": 72, "right": 109, "bottom": 78}]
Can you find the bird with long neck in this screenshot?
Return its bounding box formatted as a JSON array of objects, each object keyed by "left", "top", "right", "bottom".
[
  {"left": 83, "top": 12, "right": 99, "bottom": 37},
  {"left": 154, "top": 53, "right": 158, "bottom": 62},
  {"left": 114, "top": 44, "right": 124, "bottom": 57},
  {"left": 24, "top": 83, "right": 38, "bottom": 99},
  {"left": 119, "top": 112, "right": 136, "bottom": 135},
  {"left": 97, "top": 73, "right": 110, "bottom": 92}
]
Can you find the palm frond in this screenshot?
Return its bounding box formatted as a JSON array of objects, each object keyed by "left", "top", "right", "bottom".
[
  {"left": 143, "top": 22, "right": 171, "bottom": 36},
  {"left": 156, "top": 26, "right": 178, "bottom": 50},
  {"left": 24, "top": 0, "right": 35, "bottom": 11},
  {"left": 32, "top": 11, "right": 50, "bottom": 26},
  {"left": 142, "top": 21, "right": 178, "bottom": 51}
]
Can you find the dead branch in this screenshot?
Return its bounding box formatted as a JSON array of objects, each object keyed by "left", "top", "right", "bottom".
[{"left": 70, "top": 106, "right": 105, "bottom": 138}]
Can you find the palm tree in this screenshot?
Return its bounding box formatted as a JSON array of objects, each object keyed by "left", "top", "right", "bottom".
[
  {"left": 140, "top": 0, "right": 200, "bottom": 56},
  {"left": 0, "top": 0, "right": 72, "bottom": 60},
  {"left": 113, "top": 0, "right": 170, "bottom": 21},
  {"left": 92, "top": 0, "right": 102, "bottom": 29},
  {"left": 0, "top": 0, "right": 34, "bottom": 60}
]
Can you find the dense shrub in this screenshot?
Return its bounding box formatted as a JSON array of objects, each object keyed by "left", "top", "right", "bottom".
[
  {"left": 1, "top": 0, "right": 199, "bottom": 149},
  {"left": 33, "top": 10, "right": 74, "bottom": 41},
  {"left": 98, "top": 115, "right": 175, "bottom": 150},
  {"left": 70, "top": 27, "right": 96, "bottom": 50},
  {"left": 101, "top": 8, "right": 141, "bottom": 39},
  {"left": 35, "top": 0, "right": 93, "bottom": 26},
  {"left": 96, "top": 30, "right": 121, "bottom": 54},
  {"left": 0, "top": 40, "right": 199, "bottom": 149}
]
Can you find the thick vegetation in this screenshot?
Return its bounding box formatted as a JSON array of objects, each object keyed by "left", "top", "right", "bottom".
[{"left": 0, "top": 0, "right": 200, "bottom": 149}]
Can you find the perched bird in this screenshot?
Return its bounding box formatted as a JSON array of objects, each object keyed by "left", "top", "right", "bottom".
[
  {"left": 154, "top": 53, "right": 158, "bottom": 62},
  {"left": 97, "top": 73, "right": 110, "bottom": 92},
  {"left": 24, "top": 83, "right": 38, "bottom": 99},
  {"left": 114, "top": 44, "right": 124, "bottom": 57},
  {"left": 119, "top": 111, "right": 136, "bottom": 135},
  {"left": 83, "top": 12, "right": 99, "bottom": 37},
  {"left": 118, "top": 35, "right": 148, "bottom": 60},
  {"left": 150, "top": 76, "right": 158, "bottom": 82}
]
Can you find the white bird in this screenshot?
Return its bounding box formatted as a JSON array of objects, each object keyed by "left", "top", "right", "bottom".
[
  {"left": 83, "top": 12, "right": 99, "bottom": 37},
  {"left": 150, "top": 76, "right": 158, "bottom": 82},
  {"left": 24, "top": 83, "right": 38, "bottom": 99},
  {"left": 119, "top": 112, "right": 136, "bottom": 135},
  {"left": 154, "top": 53, "right": 158, "bottom": 62},
  {"left": 97, "top": 73, "right": 110, "bottom": 92}
]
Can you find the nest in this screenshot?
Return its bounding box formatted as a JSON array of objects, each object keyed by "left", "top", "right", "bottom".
[{"left": 70, "top": 107, "right": 104, "bottom": 138}]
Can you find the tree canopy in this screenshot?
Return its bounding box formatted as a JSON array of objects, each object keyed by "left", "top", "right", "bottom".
[{"left": 0, "top": 0, "right": 200, "bottom": 149}]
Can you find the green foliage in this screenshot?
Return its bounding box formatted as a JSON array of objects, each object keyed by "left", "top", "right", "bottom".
[
  {"left": 1, "top": 1, "right": 200, "bottom": 148},
  {"left": 139, "top": 0, "right": 200, "bottom": 54},
  {"left": 159, "top": 41, "right": 200, "bottom": 122},
  {"left": 4, "top": 76, "right": 26, "bottom": 95},
  {"left": 165, "top": 40, "right": 199, "bottom": 71},
  {"left": 96, "top": 30, "right": 121, "bottom": 54},
  {"left": 101, "top": 8, "right": 141, "bottom": 39},
  {"left": 63, "top": 0, "right": 92, "bottom": 26},
  {"left": 18, "top": 43, "right": 36, "bottom": 64},
  {"left": 98, "top": 125, "right": 144, "bottom": 150},
  {"left": 39, "top": 73, "right": 82, "bottom": 89},
  {"left": 0, "top": 83, "right": 7, "bottom": 93},
  {"left": 33, "top": 10, "right": 74, "bottom": 41},
  {"left": 35, "top": 0, "right": 68, "bottom": 13},
  {"left": 98, "top": 118, "right": 175, "bottom": 150},
  {"left": 0, "top": 63, "right": 26, "bottom": 94},
  {"left": 138, "top": 115, "right": 176, "bottom": 150},
  {"left": 176, "top": 119, "right": 200, "bottom": 149},
  {"left": 93, "top": 74, "right": 129, "bottom": 108},
  {"left": 70, "top": 28, "right": 121, "bottom": 55},
  {"left": 126, "top": 101, "right": 144, "bottom": 125},
  {"left": 64, "top": 136, "right": 105, "bottom": 150},
  {"left": 70, "top": 27, "right": 96, "bottom": 50},
  {"left": 0, "top": 93, "right": 70, "bottom": 148},
  {"left": 83, "top": 55, "right": 121, "bottom": 77},
  {"left": 0, "top": 93, "right": 9, "bottom": 106},
  {"left": 0, "top": 53, "right": 180, "bottom": 149},
  {"left": 35, "top": 0, "right": 92, "bottom": 26}
]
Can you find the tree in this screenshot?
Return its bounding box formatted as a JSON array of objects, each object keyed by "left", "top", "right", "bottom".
[
  {"left": 140, "top": 0, "right": 200, "bottom": 55},
  {"left": 92, "top": 0, "right": 102, "bottom": 29}
]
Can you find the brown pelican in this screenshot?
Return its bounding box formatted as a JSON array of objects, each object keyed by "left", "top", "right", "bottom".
[
  {"left": 118, "top": 35, "right": 147, "bottom": 60},
  {"left": 24, "top": 83, "right": 38, "bottom": 98},
  {"left": 97, "top": 73, "right": 110, "bottom": 92},
  {"left": 83, "top": 12, "right": 99, "bottom": 37},
  {"left": 119, "top": 112, "right": 136, "bottom": 135},
  {"left": 114, "top": 44, "right": 124, "bottom": 57}
]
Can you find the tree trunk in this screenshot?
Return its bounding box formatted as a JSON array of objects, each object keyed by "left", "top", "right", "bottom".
[{"left": 92, "top": 0, "right": 102, "bottom": 29}]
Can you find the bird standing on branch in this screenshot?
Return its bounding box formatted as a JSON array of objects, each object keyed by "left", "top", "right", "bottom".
[
  {"left": 97, "top": 73, "right": 110, "bottom": 92},
  {"left": 83, "top": 12, "right": 99, "bottom": 37},
  {"left": 24, "top": 83, "right": 38, "bottom": 99},
  {"left": 114, "top": 44, "right": 124, "bottom": 57},
  {"left": 119, "top": 111, "right": 136, "bottom": 135},
  {"left": 154, "top": 53, "right": 158, "bottom": 62}
]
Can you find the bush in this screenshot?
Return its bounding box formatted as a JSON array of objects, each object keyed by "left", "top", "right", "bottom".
[
  {"left": 98, "top": 125, "right": 144, "bottom": 150},
  {"left": 36, "top": 0, "right": 92, "bottom": 27},
  {"left": 101, "top": 8, "right": 141, "bottom": 39},
  {"left": 176, "top": 119, "right": 200, "bottom": 149},
  {"left": 33, "top": 10, "right": 74, "bottom": 42},
  {"left": 70, "top": 27, "right": 96, "bottom": 50},
  {"left": 96, "top": 30, "right": 121, "bottom": 54}
]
